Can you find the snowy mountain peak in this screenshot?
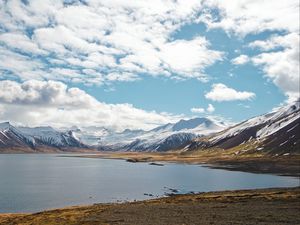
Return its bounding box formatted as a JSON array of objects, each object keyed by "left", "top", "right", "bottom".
[
  {"left": 0, "top": 123, "right": 86, "bottom": 151},
  {"left": 80, "top": 117, "right": 227, "bottom": 151},
  {"left": 172, "top": 118, "right": 214, "bottom": 131},
  {"left": 149, "top": 117, "right": 223, "bottom": 134}
]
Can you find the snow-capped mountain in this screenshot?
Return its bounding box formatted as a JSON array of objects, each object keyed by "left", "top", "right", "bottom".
[
  {"left": 187, "top": 100, "right": 300, "bottom": 155},
  {"left": 0, "top": 122, "right": 86, "bottom": 152},
  {"left": 74, "top": 117, "right": 226, "bottom": 152},
  {"left": 1, "top": 99, "right": 298, "bottom": 154},
  {"left": 0, "top": 122, "right": 35, "bottom": 150}
]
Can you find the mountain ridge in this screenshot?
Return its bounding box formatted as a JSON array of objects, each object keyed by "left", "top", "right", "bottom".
[
  {"left": 1, "top": 100, "right": 299, "bottom": 154},
  {"left": 186, "top": 100, "right": 300, "bottom": 155},
  {"left": 0, "top": 123, "right": 87, "bottom": 152}
]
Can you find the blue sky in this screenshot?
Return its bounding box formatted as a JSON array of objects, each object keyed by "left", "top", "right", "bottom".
[
  {"left": 78, "top": 26, "right": 286, "bottom": 122},
  {"left": 0, "top": 0, "right": 298, "bottom": 130}
]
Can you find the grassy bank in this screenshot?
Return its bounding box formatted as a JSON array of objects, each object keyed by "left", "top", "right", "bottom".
[{"left": 1, "top": 187, "right": 299, "bottom": 225}]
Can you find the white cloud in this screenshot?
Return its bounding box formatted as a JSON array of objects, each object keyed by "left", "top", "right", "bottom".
[
  {"left": 0, "top": 80, "right": 96, "bottom": 107},
  {"left": 0, "top": 0, "right": 298, "bottom": 126},
  {"left": 191, "top": 107, "right": 205, "bottom": 113},
  {"left": 0, "top": 80, "right": 181, "bottom": 131},
  {"left": 251, "top": 33, "right": 299, "bottom": 101},
  {"left": 248, "top": 33, "right": 299, "bottom": 51},
  {"left": 198, "top": 0, "right": 299, "bottom": 102},
  {"left": 205, "top": 83, "right": 255, "bottom": 102},
  {"left": 252, "top": 49, "right": 299, "bottom": 101},
  {"left": 0, "top": 32, "right": 46, "bottom": 55},
  {"left": 191, "top": 104, "right": 215, "bottom": 113},
  {"left": 1, "top": 0, "right": 296, "bottom": 95},
  {"left": 0, "top": 0, "right": 223, "bottom": 85},
  {"left": 159, "top": 37, "right": 223, "bottom": 80},
  {"left": 202, "top": 0, "right": 299, "bottom": 35},
  {"left": 207, "top": 104, "right": 215, "bottom": 113},
  {"left": 231, "top": 55, "right": 249, "bottom": 65}
]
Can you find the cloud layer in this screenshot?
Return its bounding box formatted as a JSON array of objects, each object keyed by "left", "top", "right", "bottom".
[
  {"left": 0, "top": 0, "right": 224, "bottom": 85},
  {"left": 0, "top": 0, "right": 298, "bottom": 128},
  {"left": 0, "top": 80, "right": 181, "bottom": 131},
  {"left": 0, "top": 1, "right": 298, "bottom": 92}
]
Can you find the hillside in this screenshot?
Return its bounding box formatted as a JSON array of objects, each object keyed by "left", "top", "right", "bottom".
[
  {"left": 186, "top": 100, "right": 300, "bottom": 155},
  {"left": 0, "top": 122, "right": 87, "bottom": 153}
]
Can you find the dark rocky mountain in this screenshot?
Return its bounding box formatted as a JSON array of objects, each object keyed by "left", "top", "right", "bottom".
[{"left": 186, "top": 100, "right": 300, "bottom": 155}]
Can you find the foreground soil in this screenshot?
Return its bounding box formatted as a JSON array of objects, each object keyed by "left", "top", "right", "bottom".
[
  {"left": 74, "top": 151, "right": 300, "bottom": 176},
  {"left": 1, "top": 187, "right": 299, "bottom": 225}
]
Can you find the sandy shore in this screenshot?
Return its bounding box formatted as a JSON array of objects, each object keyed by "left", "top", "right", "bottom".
[
  {"left": 1, "top": 187, "right": 299, "bottom": 225},
  {"left": 69, "top": 151, "right": 300, "bottom": 176}
]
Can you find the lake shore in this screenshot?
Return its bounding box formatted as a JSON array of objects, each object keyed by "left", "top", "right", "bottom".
[
  {"left": 1, "top": 187, "right": 299, "bottom": 225},
  {"left": 69, "top": 151, "right": 300, "bottom": 177}
]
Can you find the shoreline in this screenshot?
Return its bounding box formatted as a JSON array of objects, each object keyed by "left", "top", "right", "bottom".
[
  {"left": 66, "top": 151, "right": 300, "bottom": 177},
  {"left": 1, "top": 153, "right": 299, "bottom": 224},
  {"left": 1, "top": 187, "right": 299, "bottom": 225},
  {"left": 2, "top": 150, "right": 300, "bottom": 177}
]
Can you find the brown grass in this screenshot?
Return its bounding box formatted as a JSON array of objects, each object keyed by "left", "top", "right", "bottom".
[{"left": 1, "top": 187, "right": 299, "bottom": 225}]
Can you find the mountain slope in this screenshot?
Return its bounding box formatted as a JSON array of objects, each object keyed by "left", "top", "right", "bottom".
[
  {"left": 87, "top": 117, "right": 226, "bottom": 152},
  {"left": 187, "top": 100, "right": 300, "bottom": 155},
  {"left": 0, "top": 122, "right": 86, "bottom": 152},
  {"left": 0, "top": 122, "right": 35, "bottom": 151}
]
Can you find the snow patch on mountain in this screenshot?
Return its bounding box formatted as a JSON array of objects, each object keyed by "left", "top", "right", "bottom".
[
  {"left": 209, "top": 100, "right": 300, "bottom": 144},
  {"left": 0, "top": 122, "right": 85, "bottom": 150}
]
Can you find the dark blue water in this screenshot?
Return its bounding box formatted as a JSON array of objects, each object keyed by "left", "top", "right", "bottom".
[{"left": 0, "top": 154, "right": 298, "bottom": 213}]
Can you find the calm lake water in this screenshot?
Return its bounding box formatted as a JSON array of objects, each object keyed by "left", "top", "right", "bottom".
[{"left": 0, "top": 154, "right": 299, "bottom": 213}]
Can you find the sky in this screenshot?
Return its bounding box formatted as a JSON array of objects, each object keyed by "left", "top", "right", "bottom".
[{"left": 0, "top": 0, "right": 299, "bottom": 131}]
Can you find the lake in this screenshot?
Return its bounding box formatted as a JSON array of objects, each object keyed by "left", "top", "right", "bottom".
[{"left": 0, "top": 154, "right": 299, "bottom": 213}]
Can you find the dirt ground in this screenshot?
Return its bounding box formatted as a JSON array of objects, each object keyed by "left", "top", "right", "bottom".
[{"left": 1, "top": 187, "right": 299, "bottom": 225}]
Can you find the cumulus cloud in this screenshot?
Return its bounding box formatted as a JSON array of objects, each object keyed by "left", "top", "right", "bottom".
[
  {"left": 198, "top": 0, "right": 299, "bottom": 102},
  {"left": 231, "top": 55, "right": 250, "bottom": 65},
  {"left": 0, "top": 0, "right": 297, "bottom": 100},
  {"left": 205, "top": 83, "right": 255, "bottom": 102},
  {"left": 250, "top": 33, "right": 299, "bottom": 101},
  {"left": 0, "top": 0, "right": 299, "bottom": 128},
  {"left": 202, "top": 0, "right": 299, "bottom": 35},
  {"left": 159, "top": 37, "right": 223, "bottom": 80},
  {"left": 0, "top": 80, "right": 181, "bottom": 131},
  {"left": 0, "top": 0, "right": 223, "bottom": 85}
]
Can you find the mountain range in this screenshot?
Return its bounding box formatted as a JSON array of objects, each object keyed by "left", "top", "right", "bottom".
[{"left": 0, "top": 99, "right": 299, "bottom": 154}]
